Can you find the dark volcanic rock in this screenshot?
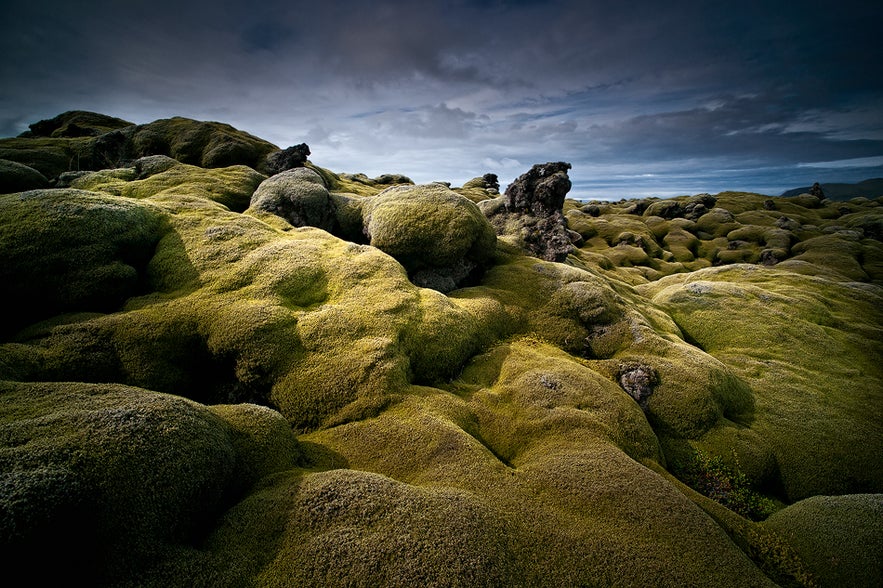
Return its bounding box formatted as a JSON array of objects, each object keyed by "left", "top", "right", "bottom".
[
  {"left": 505, "top": 162, "right": 572, "bottom": 217},
  {"left": 265, "top": 144, "right": 311, "bottom": 175},
  {"left": 483, "top": 162, "right": 577, "bottom": 262},
  {"left": 809, "top": 182, "right": 825, "bottom": 199},
  {"left": 483, "top": 173, "right": 500, "bottom": 193}
]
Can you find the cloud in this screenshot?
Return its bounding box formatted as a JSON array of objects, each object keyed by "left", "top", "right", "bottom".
[
  {"left": 798, "top": 156, "right": 883, "bottom": 169},
  {"left": 1, "top": 0, "right": 881, "bottom": 198}
]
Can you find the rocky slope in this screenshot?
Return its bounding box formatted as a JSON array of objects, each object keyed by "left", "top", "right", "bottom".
[{"left": 1, "top": 113, "right": 881, "bottom": 587}]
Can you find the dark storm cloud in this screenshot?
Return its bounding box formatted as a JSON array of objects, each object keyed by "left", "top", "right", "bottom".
[{"left": 1, "top": 0, "right": 881, "bottom": 197}]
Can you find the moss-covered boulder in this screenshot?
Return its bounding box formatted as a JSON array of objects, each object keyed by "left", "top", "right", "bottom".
[
  {"left": 22, "top": 110, "right": 134, "bottom": 138},
  {"left": 362, "top": 183, "right": 497, "bottom": 291},
  {"left": 124, "top": 117, "right": 279, "bottom": 171},
  {"left": 0, "top": 189, "right": 167, "bottom": 337},
  {"left": 248, "top": 167, "right": 338, "bottom": 232},
  {"left": 763, "top": 494, "right": 883, "bottom": 587},
  {"left": 0, "top": 159, "right": 49, "bottom": 193},
  {"left": 0, "top": 380, "right": 300, "bottom": 585}
]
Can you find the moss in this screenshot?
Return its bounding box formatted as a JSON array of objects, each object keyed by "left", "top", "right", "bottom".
[
  {"left": 785, "top": 233, "right": 869, "bottom": 281},
  {"left": 0, "top": 159, "right": 50, "bottom": 193},
  {"left": 208, "top": 403, "right": 302, "bottom": 480},
  {"left": 23, "top": 110, "right": 134, "bottom": 138},
  {"left": 363, "top": 183, "right": 496, "bottom": 271},
  {"left": 671, "top": 449, "right": 778, "bottom": 521},
  {"left": 248, "top": 167, "right": 337, "bottom": 231},
  {"left": 645, "top": 265, "right": 883, "bottom": 500},
  {"left": 695, "top": 208, "right": 740, "bottom": 238},
  {"left": 645, "top": 460, "right": 819, "bottom": 588},
  {"left": 763, "top": 494, "right": 883, "bottom": 588},
  {"left": 0, "top": 189, "right": 167, "bottom": 336},
  {"left": 126, "top": 117, "right": 278, "bottom": 171},
  {"left": 661, "top": 227, "right": 700, "bottom": 262},
  {"left": 0, "top": 381, "right": 245, "bottom": 584},
  {"left": 2, "top": 120, "right": 881, "bottom": 586},
  {"left": 77, "top": 160, "right": 266, "bottom": 212},
  {"left": 0, "top": 136, "right": 94, "bottom": 178}
]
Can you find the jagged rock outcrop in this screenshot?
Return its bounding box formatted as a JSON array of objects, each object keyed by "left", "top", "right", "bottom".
[
  {"left": 265, "top": 143, "right": 310, "bottom": 175},
  {"left": 481, "top": 162, "right": 577, "bottom": 262},
  {"left": 505, "top": 161, "right": 571, "bottom": 216}
]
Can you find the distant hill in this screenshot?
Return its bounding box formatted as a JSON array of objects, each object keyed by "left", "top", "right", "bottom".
[{"left": 781, "top": 178, "right": 883, "bottom": 200}]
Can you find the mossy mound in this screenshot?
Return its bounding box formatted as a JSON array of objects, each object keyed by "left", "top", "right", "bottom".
[
  {"left": 0, "top": 112, "right": 280, "bottom": 179},
  {"left": 362, "top": 183, "right": 497, "bottom": 291},
  {"left": 249, "top": 167, "right": 337, "bottom": 230},
  {"left": 0, "top": 159, "right": 49, "bottom": 193},
  {"left": 643, "top": 265, "right": 883, "bottom": 501},
  {"left": 763, "top": 494, "right": 883, "bottom": 587},
  {"left": 0, "top": 380, "right": 300, "bottom": 585},
  {"left": 69, "top": 157, "right": 266, "bottom": 211},
  {"left": 124, "top": 116, "right": 279, "bottom": 172},
  {"left": 0, "top": 189, "right": 167, "bottom": 336},
  {"left": 22, "top": 110, "right": 134, "bottom": 138}
]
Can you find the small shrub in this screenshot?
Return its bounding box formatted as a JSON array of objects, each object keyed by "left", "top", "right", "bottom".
[{"left": 674, "top": 449, "right": 777, "bottom": 521}]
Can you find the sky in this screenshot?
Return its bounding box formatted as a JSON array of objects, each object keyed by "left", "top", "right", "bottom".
[{"left": 1, "top": 0, "right": 882, "bottom": 200}]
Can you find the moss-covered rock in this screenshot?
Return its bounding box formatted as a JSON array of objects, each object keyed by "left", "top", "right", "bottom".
[
  {"left": 362, "top": 183, "right": 497, "bottom": 291},
  {"left": 0, "top": 380, "right": 299, "bottom": 585},
  {"left": 248, "top": 167, "right": 338, "bottom": 232},
  {"left": 0, "top": 189, "right": 167, "bottom": 337},
  {"left": 22, "top": 110, "right": 134, "bottom": 138},
  {"left": 2, "top": 112, "right": 881, "bottom": 587},
  {"left": 644, "top": 265, "right": 883, "bottom": 500},
  {"left": 0, "top": 159, "right": 49, "bottom": 193},
  {"left": 763, "top": 494, "right": 883, "bottom": 587},
  {"left": 0, "top": 113, "right": 279, "bottom": 180}
]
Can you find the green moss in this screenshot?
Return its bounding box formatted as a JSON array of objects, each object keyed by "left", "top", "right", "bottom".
[
  {"left": 0, "top": 136, "right": 94, "bottom": 178},
  {"left": 0, "top": 189, "right": 167, "bottom": 336},
  {"left": 645, "top": 265, "right": 883, "bottom": 500},
  {"left": 0, "top": 159, "right": 50, "bottom": 193},
  {"left": 2, "top": 122, "right": 881, "bottom": 586},
  {"left": 248, "top": 167, "right": 337, "bottom": 230},
  {"left": 785, "top": 233, "right": 869, "bottom": 281},
  {"left": 695, "top": 208, "right": 740, "bottom": 238},
  {"left": 363, "top": 183, "right": 496, "bottom": 271},
  {"left": 645, "top": 460, "right": 819, "bottom": 588},
  {"left": 127, "top": 116, "right": 278, "bottom": 171},
  {"left": 208, "top": 403, "right": 303, "bottom": 480},
  {"left": 671, "top": 449, "right": 777, "bottom": 521},
  {"left": 763, "top": 494, "right": 883, "bottom": 588},
  {"left": 76, "top": 160, "right": 266, "bottom": 212},
  {"left": 0, "top": 381, "right": 244, "bottom": 584}
]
